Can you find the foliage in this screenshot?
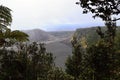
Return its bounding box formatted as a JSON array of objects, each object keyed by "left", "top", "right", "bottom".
[
  {"left": 0, "top": 28, "right": 29, "bottom": 46},
  {"left": 76, "top": 0, "right": 120, "bottom": 21},
  {"left": 47, "top": 67, "right": 74, "bottom": 80},
  {"left": 87, "top": 40, "right": 113, "bottom": 80},
  {"left": 76, "top": 0, "right": 119, "bottom": 46},
  {"left": 65, "top": 36, "right": 85, "bottom": 80},
  {"left": 0, "top": 42, "right": 54, "bottom": 80},
  {"left": 0, "top": 5, "right": 29, "bottom": 46},
  {"left": 73, "top": 27, "right": 120, "bottom": 80},
  {"left": 0, "top": 48, "right": 24, "bottom": 80},
  {"left": 115, "top": 30, "right": 120, "bottom": 50},
  {"left": 74, "top": 27, "right": 101, "bottom": 46},
  {"left": 0, "top": 5, "right": 12, "bottom": 27},
  {"left": 10, "top": 30, "right": 29, "bottom": 42},
  {"left": 75, "top": 0, "right": 120, "bottom": 80}
]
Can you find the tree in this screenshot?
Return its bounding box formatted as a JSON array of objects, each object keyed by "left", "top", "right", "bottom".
[
  {"left": 0, "top": 5, "right": 12, "bottom": 46},
  {"left": 0, "top": 5, "right": 12, "bottom": 28},
  {"left": 113, "top": 31, "right": 120, "bottom": 79},
  {"left": 76, "top": 0, "right": 120, "bottom": 79},
  {"left": 17, "top": 42, "right": 54, "bottom": 80},
  {"left": 87, "top": 40, "right": 112, "bottom": 80},
  {"left": 0, "top": 42, "right": 54, "bottom": 80},
  {"left": 0, "top": 48, "right": 24, "bottom": 80},
  {"left": 47, "top": 67, "right": 74, "bottom": 80},
  {"left": 76, "top": 0, "right": 120, "bottom": 21},
  {"left": 76, "top": 0, "right": 120, "bottom": 45},
  {"left": 0, "top": 28, "right": 29, "bottom": 46},
  {"left": 0, "top": 5, "right": 29, "bottom": 46},
  {"left": 65, "top": 36, "right": 85, "bottom": 80}
]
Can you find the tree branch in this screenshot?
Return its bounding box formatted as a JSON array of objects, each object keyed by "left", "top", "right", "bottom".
[{"left": 112, "top": 18, "right": 120, "bottom": 21}]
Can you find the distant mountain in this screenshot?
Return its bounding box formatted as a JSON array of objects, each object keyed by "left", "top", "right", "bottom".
[
  {"left": 41, "top": 23, "right": 104, "bottom": 31},
  {"left": 23, "top": 29, "right": 56, "bottom": 42},
  {"left": 49, "top": 31, "right": 74, "bottom": 38}
]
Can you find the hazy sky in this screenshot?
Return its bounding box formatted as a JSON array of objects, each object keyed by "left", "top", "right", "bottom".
[{"left": 1, "top": 0, "right": 120, "bottom": 31}]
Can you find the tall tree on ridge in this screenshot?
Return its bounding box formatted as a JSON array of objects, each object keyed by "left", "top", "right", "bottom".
[
  {"left": 65, "top": 36, "right": 85, "bottom": 80},
  {"left": 76, "top": 0, "right": 120, "bottom": 80},
  {"left": 76, "top": 0, "right": 120, "bottom": 45}
]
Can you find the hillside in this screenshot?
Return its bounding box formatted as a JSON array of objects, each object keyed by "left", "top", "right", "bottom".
[
  {"left": 23, "top": 29, "right": 74, "bottom": 68},
  {"left": 74, "top": 26, "right": 120, "bottom": 46},
  {"left": 49, "top": 31, "right": 74, "bottom": 47},
  {"left": 74, "top": 27, "right": 100, "bottom": 45},
  {"left": 46, "top": 42, "right": 72, "bottom": 68},
  {"left": 49, "top": 31, "right": 74, "bottom": 38}
]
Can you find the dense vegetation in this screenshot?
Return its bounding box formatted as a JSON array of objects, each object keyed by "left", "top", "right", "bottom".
[
  {"left": 0, "top": 0, "right": 120, "bottom": 80},
  {"left": 66, "top": 0, "right": 120, "bottom": 80}
]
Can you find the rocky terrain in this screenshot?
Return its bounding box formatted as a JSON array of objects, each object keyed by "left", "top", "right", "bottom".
[{"left": 23, "top": 29, "right": 74, "bottom": 68}]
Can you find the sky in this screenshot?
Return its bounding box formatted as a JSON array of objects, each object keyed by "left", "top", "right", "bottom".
[{"left": 1, "top": 0, "right": 120, "bottom": 31}]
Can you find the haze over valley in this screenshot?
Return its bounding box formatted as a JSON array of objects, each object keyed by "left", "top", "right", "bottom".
[{"left": 23, "top": 29, "right": 74, "bottom": 68}]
